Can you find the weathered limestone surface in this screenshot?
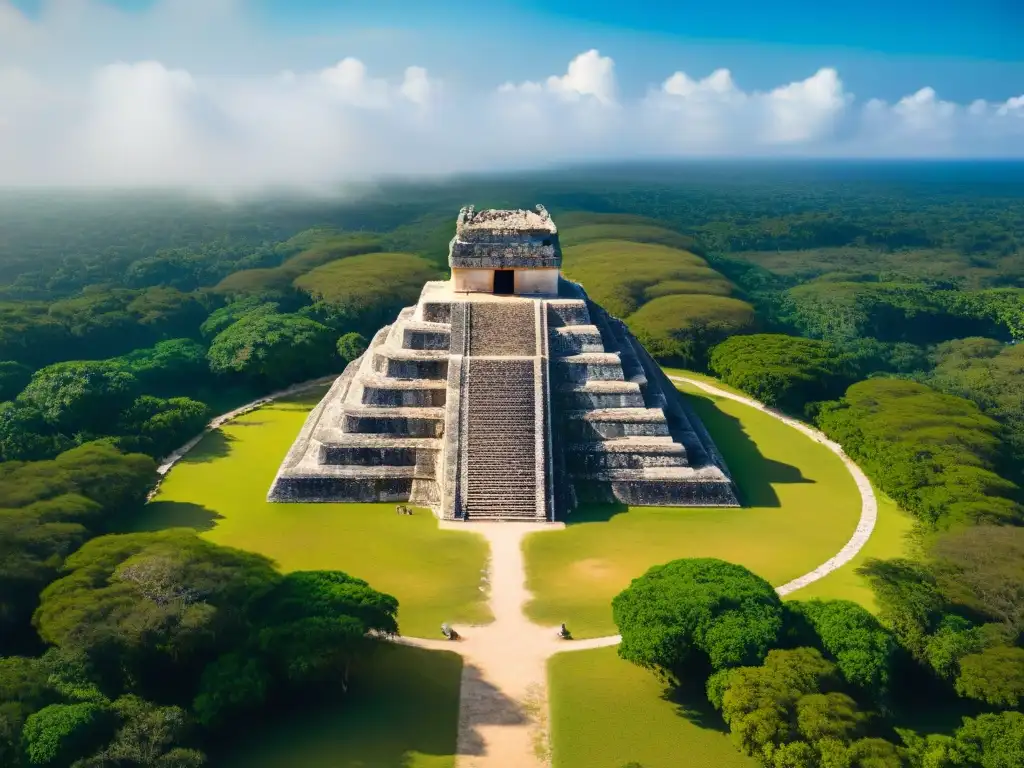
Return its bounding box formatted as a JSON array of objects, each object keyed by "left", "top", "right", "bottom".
[
  {"left": 449, "top": 205, "right": 561, "bottom": 270},
  {"left": 268, "top": 206, "right": 737, "bottom": 517},
  {"left": 269, "top": 278, "right": 737, "bottom": 514}
]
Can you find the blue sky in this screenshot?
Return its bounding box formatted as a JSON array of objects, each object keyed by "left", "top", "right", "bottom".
[
  {"left": 10, "top": 0, "right": 1024, "bottom": 102},
  {"left": 263, "top": 1, "right": 1024, "bottom": 101},
  {"left": 0, "top": 0, "right": 1022, "bottom": 187}
]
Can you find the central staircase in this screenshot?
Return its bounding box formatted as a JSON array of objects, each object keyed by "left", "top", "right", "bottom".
[{"left": 464, "top": 358, "right": 541, "bottom": 518}]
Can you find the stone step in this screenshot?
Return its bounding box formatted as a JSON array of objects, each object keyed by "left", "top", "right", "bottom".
[
  {"left": 553, "top": 353, "right": 624, "bottom": 382},
  {"left": 546, "top": 300, "right": 591, "bottom": 327},
  {"left": 464, "top": 357, "right": 541, "bottom": 519},
  {"left": 549, "top": 325, "right": 604, "bottom": 355},
  {"left": 421, "top": 301, "right": 452, "bottom": 324},
  {"left": 564, "top": 408, "right": 671, "bottom": 440},
  {"left": 269, "top": 473, "right": 412, "bottom": 503},
  {"left": 318, "top": 443, "right": 417, "bottom": 466},
  {"left": 402, "top": 321, "right": 451, "bottom": 351},
  {"left": 572, "top": 470, "right": 739, "bottom": 507},
  {"left": 315, "top": 431, "right": 441, "bottom": 450},
  {"left": 558, "top": 379, "right": 645, "bottom": 409},
  {"left": 360, "top": 375, "right": 447, "bottom": 407},
  {"left": 566, "top": 442, "right": 688, "bottom": 471},
  {"left": 342, "top": 406, "right": 444, "bottom": 438},
  {"left": 468, "top": 301, "right": 537, "bottom": 356},
  {"left": 372, "top": 349, "right": 448, "bottom": 380}
]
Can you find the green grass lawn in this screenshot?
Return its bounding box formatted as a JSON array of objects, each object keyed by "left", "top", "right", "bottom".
[
  {"left": 524, "top": 383, "right": 863, "bottom": 638},
  {"left": 139, "top": 391, "right": 491, "bottom": 638},
  {"left": 664, "top": 369, "right": 918, "bottom": 613},
  {"left": 660, "top": 367, "right": 748, "bottom": 397},
  {"left": 783, "top": 490, "right": 915, "bottom": 611},
  {"left": 548, "top": 646, "right": 755, "bottom": 768},
  {"left": 216, "top": 643, "right": 462, "bottom": 768}
]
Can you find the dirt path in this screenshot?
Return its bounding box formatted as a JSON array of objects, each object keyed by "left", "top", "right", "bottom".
[{"left": 400, "top": 521, "right": 569, "bottom": 768}]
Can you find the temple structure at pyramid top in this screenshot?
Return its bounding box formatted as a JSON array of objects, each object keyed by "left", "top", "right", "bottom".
[{"left": 268, "top": 205, "right": 738, "bottom": 520}]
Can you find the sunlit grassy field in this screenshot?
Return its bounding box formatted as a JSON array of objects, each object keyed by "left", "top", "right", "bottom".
[
  {"left": 665, "top": 368, "right": 917, "bottom": 612},
  {"left": 783, "top": 490, "right": 914, "bottom": 611},
  {"left": 523, "top": 382, "right": 863, "bottom": 638},
  {"left": 548, "top": 646, "right": 755, "bottom": 768},
  {"left": 138, "top": 389, "right": 491, "bottom": 638},
  {"left": 217, "top": 643, "right": 462, "bottom": 768}
]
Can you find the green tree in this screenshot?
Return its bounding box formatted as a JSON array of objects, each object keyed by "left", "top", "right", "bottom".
[
  {"left": 952, "top": 711, "right": 1024, "bottom": 768},
  {"left": 17, "top": 362, "right": 138, "bottom": 436},
  {"left": 111, "top": 339, "right": 209, "bottom": 396},
  {"left": 207, "top": 312, "right": 336, "bottom": 388},
  {"left": 253, "top": 571, "right": 399, "bottom": 691},
  {"left": 613, "top": 559, "right": 784, "bottom": 678},
  {"left": 21, "top": 702, "right": 116, "bottom": 767},
  {"left": 199, "top": 299, "right": 278, "bottom": 340},
  {"left": 0, "top": 403, "right": 73, "bottom": 462},
  {"left": 117, "top": 396, "right": 210, "bottom": 459},
  {"left": 336, "top": 332, "right": 368, "bottom": 365},
  {"left": 0, "top": 443, "right": 155, "bottom": 652},
  {"left": 0, "top": 361, "right": 32, "bottom": 401},
  {"left": 817, "top": 379, "right": 1022, "bottom": 528},
  {"left": 930, "top": 525, "right": 1024, "bottom": 638},
  {"left": 76, "top": 695, "right": 205, "bottom": 767},
  {"left": 709, "top": 334, "right": 852, "bottom": 412},
  {"left": 34, "top": 530, "right": 278, "bottom": 696},
  {"left": 789, "top": 600, "right": 897, "bottom": 706},
  {"left": 710, "top": 647, "right": 873, "bottom": 765},
  {"left": 191, "top": 653, "right": 270, "bottom": 729},
  {"left": 855, "top": 559, "right": 946, "bottom": 660},
  {"left": 0, "top": 656, "right": 59, "bottom": 764},
  {"left": 954, "top": 645, "right": 1024, "bottom": 708}
]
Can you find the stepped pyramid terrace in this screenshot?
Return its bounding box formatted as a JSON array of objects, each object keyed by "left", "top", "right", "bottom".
[{"left": 268, "top": 205, "right": 739, "bottom": 520}]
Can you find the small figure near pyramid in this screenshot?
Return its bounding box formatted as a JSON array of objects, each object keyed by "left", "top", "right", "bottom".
[{"left": 268, "top": 205, "right": 738, "bottom": 519}]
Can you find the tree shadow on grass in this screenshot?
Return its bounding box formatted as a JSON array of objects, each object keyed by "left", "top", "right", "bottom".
[
  {"left": 662, "top": 673, "right": 730, "bottom": 734},
  {"left": 134, "top": 501, "right": 224, "bottom": 532},
  {"left": 179, "top": 429, "right": 235, "bottom": 463},
  {"left": 212, "top": 643, "right": 463, "bottom": 768}
]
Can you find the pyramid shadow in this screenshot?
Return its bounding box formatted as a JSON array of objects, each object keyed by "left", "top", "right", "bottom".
[{"left": 458, "top": 663, "right": 530, "bottom": 757}]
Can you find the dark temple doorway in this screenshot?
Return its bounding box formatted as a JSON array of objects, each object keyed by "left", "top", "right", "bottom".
[{"left": 493, "top": 269, "right": 515, "bottom": 295}]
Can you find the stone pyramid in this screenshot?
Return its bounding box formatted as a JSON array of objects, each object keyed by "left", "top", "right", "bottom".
[{"left": 268, "top": 206, "right": 738, "bottom": 520}]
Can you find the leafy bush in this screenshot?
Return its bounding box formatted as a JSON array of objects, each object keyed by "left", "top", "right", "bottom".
[
  {"left": 207, "top": 312, "right": 336, "bottom": 388},
  {"left": 710, "top": 334, "right": 851, "bottom": 412},
  {"left": 613, "top": 558, "right": 784, "bottom": 677},
  {"left": 816, "top": 378, "right": 1022, "bottom": 528},
  {"left": 294, "top": 252, "right": 440, "bottom": 333},
  {"left": 336, "top": 332, "right": 369, "bottom": 365},
  {"left": 562, "top": 240, "right": 734, "bottom": 318},
  {"left": 628, "top": 294, "right": 756, "bottom": 369}
]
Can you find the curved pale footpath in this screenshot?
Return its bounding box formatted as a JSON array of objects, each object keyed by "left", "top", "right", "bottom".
[
  {"left": 670, "top": 376, "right": 879, "bottom": 596},
  {"left": 154, "top": 372, "right": 877, "bottom": 767}
]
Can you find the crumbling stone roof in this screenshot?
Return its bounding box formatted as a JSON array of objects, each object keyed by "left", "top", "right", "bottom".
[
  {"left": 450, "top": 204, "right": 562, "bottom": 269},
  {"left": 457, "top": 205, "right": 557, "bottom": 236}
]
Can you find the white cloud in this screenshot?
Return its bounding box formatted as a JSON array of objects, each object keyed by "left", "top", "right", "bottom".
[
  {"left": 643, "top": 66, "right": 848, "bottom": 150},
  {"left": 499, "top": 49, "right": 616, "bottom": 105},
  {"left": 0, "top": 0, "right": 1022, "bottom": 191}
]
